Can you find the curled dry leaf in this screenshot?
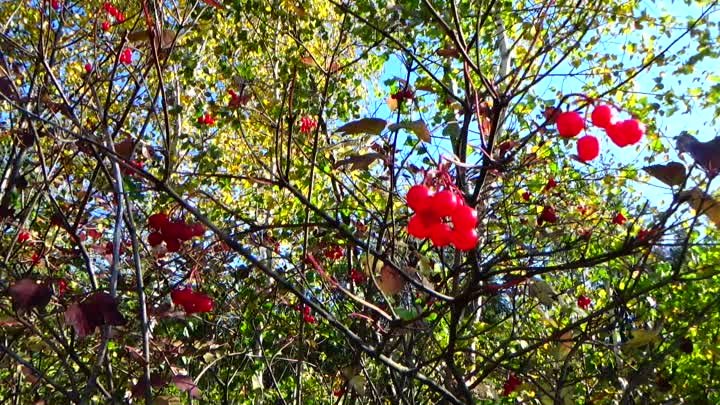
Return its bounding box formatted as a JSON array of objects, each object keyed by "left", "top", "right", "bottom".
[
  {"left": 8, "top": 278, "right": 52, "bottom": 312},
  {"left": 127, "top": 29, "right": 176, "bottom": 49},
  {"left": 436, "top": 47, "right": 460, "bottom": 58},
  {"left": 676, "top": 133, "right": 720, "bottom": 177},
  {"left": 678, "top": 188, "right": 720, "bottom": 228},
  {"left": 388, "top": 120, "right": 431, "bottom": 143},
  {"left": 643, "top": 162, "right": 687, "bottom": 186},
  {"left": 336, "top": 118, "right": 387, "bottom": 135},
  {"left": 378, "top": 265, "right": 405, "bottom": 295}
]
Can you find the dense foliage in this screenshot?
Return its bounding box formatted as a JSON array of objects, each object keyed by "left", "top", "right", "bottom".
[{"left": 0, "top": 0, "right": 719, "bottom": 404}]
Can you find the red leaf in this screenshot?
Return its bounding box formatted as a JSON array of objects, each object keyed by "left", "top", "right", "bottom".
[
  {"left": 8, "top": 279, "right": 52, "bottom": 311},
  {"left": 64, "top": 292, "right": 126, "bottom": 337},
  {"left": 172, "top": 375, "right": 202, "bottom": 398},
  {"left": 132, "top": 373, "right": 168, "bottom": 398},
  {"left": 201, "top": 0, "right": 223, "bottom": 8},
  {"left": 64, "top": 303, "right": 93, "bottom": 337}
]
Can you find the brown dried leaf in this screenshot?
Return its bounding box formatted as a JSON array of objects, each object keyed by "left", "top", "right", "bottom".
[
  {"left": 643, "top": 162, "right": 686, "bottom": 186},
  {"left": 378, "top": 265, "right": 405, "bottom": 295},
  {"left": 388, "top": 120, "right": 432, "bottom": 143},
  {"left": 336, "top": 118, "right": 386, "bottom": 135},
  {"left": 436, "top": 47, "right": 460, "bottom": 58},
  {"left": 678, "top": 188, "right": 720, "bottom": 229},
  {"left": 334, "top": 153, "right": 384, "bottom": 171}
]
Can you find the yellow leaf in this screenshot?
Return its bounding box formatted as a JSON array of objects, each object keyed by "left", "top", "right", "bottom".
[
  {"left": 336, "top": 118, "right": 387, "bottom": 135},
  {"left": 349, "top": 375, "right": 366, "bottom": 395},
  {"left": 624, "top": 328, "right": 661, "bottom": 349}
]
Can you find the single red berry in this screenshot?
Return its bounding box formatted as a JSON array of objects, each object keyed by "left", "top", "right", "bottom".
[
  {"left": 544, "top": 178, "right": 557, "bottom": 192},
  {"left": 521, "top": 191, "right": 531, "bottom": 201},
  {"left": 102, "top": 20, "right": 111, "bottom": 32},
  {"left": 333, "top": 387, "right": 346, "bottom": 397},
  {"left": 606, "top": 123, "right": 631, "bottom": 147},
  {"left": 165, "top": 238, "right": 181, "bottom": 252},
  {"left": 555, "top": 111, "right": 585, "bottom": 138},
  {"left": 303, "top": 314, "right": 316, "bottom": 323},
  {"left": 51, "top": 0, "right": 61, "bottom": 11},
  {"left": 31, "top": 252, "right": 42, "bottom": 265},
  {"left": 577, "top": 295, "right": 592, "bottom": 309},
  {"left": 451, "top": 228, "right": 479, "bottom": 251},
  {"left": 176, "top": 223, "right": 195, "bottom": 241},
  {"left": 619, "top": 119, "right": 645, "bottom": 145},
  {"left": 84, "top": 63, "right": 93, "bottom": 73},
  {"left": 407, "top": 214, "right": 430, "bottom": 239},
  {"left": 591, "top": 104, "right": 617, "bottom": 129},
  {"left": 349, "top": 268, "right": 366, "bottom": 284},
  {"left": 148, "top": 232, "right": 164, "bottom": 247},
  {"left": 148, "top": 213, "right": 169, "bottom": 230},
  {"left": 119, "top": 48, "right": 132, "bottom": 65},
  {"left": 18, "top": 231, "right": 31, "bottom": 243},
  {"left": 103, "top": 2, "right": 116, "bottom": 14},
  {"left": 428, "top": 222, "right": 453, "bottom": 247},
  {"left": 56, "top": 278, "right": 68, "bottom": 297},
  {"left": 538, "top": 205, "right": 558, "bottom": 225},
  {"left": 451, "top": 204, "right": 478, "bottom": 231},
  {"left": 406, "top": 185, "right": 433, "bottom": 213},
  {"left": 576, "top": 135, "right": 600, "bottom": 162},
  {"left": 115, "top": 11, "right": 125, "bottom": 23},
  {"left": 612, "top": 212, "right": 627, "bottom": 225},
  {"left": 429, "top": 190, "right": 458, "bottom": 217}
]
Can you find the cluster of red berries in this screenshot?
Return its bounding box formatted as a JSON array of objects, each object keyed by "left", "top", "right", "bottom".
[
  {"left": 102, "top": 2, "right": 125, "bottom": 25},
  {"left": 119, "top": 48, "right": 132, "bottom": 65},
  {"left": 323, "top": 245, "right": 343, "bottom": 260},
  {"left": 147, "top": 213, "right": 205, "bottom": 252},
  {"left": 295, "top": 304, "right": 316, "bottom": 323},
  {"left": 299, "top": 116, "right": 317, "bottom": 134},
  {"left": 577, "top": 295, "right": 592, "bottom": 310},
  {"left": 406, "top": 185, "right": 479, "bottom": 251},
  {"left": 555, "top": 104, "right": 645, "bottom": 162},
  {"left": 171, "top": 288, "right": 213, "bottom": 314},
  {"left": 391, "top": 88, "right": 415, "bottom": 103},
  {"left": 198, "top": 113, "right": 215, "bottom": 126}
]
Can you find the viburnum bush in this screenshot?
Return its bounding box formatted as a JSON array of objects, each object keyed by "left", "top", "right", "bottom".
[{"left": 0, "top": 0, "right": 718, "bottom": 404}]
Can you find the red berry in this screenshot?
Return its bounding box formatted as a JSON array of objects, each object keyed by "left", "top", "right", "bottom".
[
  {"left": 577, "top": 135, "right": 600, "bottom": 162},
  {"left": 148, "top": 232, "right": 163, "bottom": 247},
  {"left": 406, "top": 185, "right": 433, "bottom": 213},
  {"left": 451, "top": 205, "right": 478, "bottom": 230},
  {"left": 612, "top": 212, "right": 627, "bottom": 225},
  {"left": 407, "top": 214, "right": 432, "bottom": 239},
  {"left": 619, "top": 119, "right": 645, "bottom": 145},
  {"left": 18, "top": 231, "right": 31, "bottom": 243},
  {"left": 165, "top": 238, "right": 181, "bottom": 252},
  {"left": 451, "top": 228, "right": 479, "bottom": 251},
  {"left": 102, "top": 21, "right": 111, "bottom": 32},
  {"left": 555, "top": 111, "right": 585, "bottom": 138},
  {"left": 177, "top": 223, "right": 195, "bottom": 241},
  {"left": 429, "top": 190, "right": 458, "bottom": 217},
  {"left": 84, "top": 63, "right": 93, "bottom": 73},
  {"left": 349, "top": 268, "right": 365, "bottom": 283},
  {"left": 115, "top": 12, "right": 125, "bottom": 23},
  {"left": 522, "top": 191, "right": 531, "bottom": 201},
  {"left": 577, "top": 295, "right": 592, "bottom": 309},
  {"left": 591, "top": 104, "right": 617, "bottom": 129},
  {"left": 119, "top": 48, "right": 132, "bottom": 65},
  {"left": 428, "top": 222, "right": 453, "bottom": 247},
  {"left": 544, "top": 178, "right": 557, "bottom": 192},
  {"left": 148, "top": 213, "right": 169, "bottom": 230},
  {"left": 51, "top": 0, "right": 61, "bottom": 11}
]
